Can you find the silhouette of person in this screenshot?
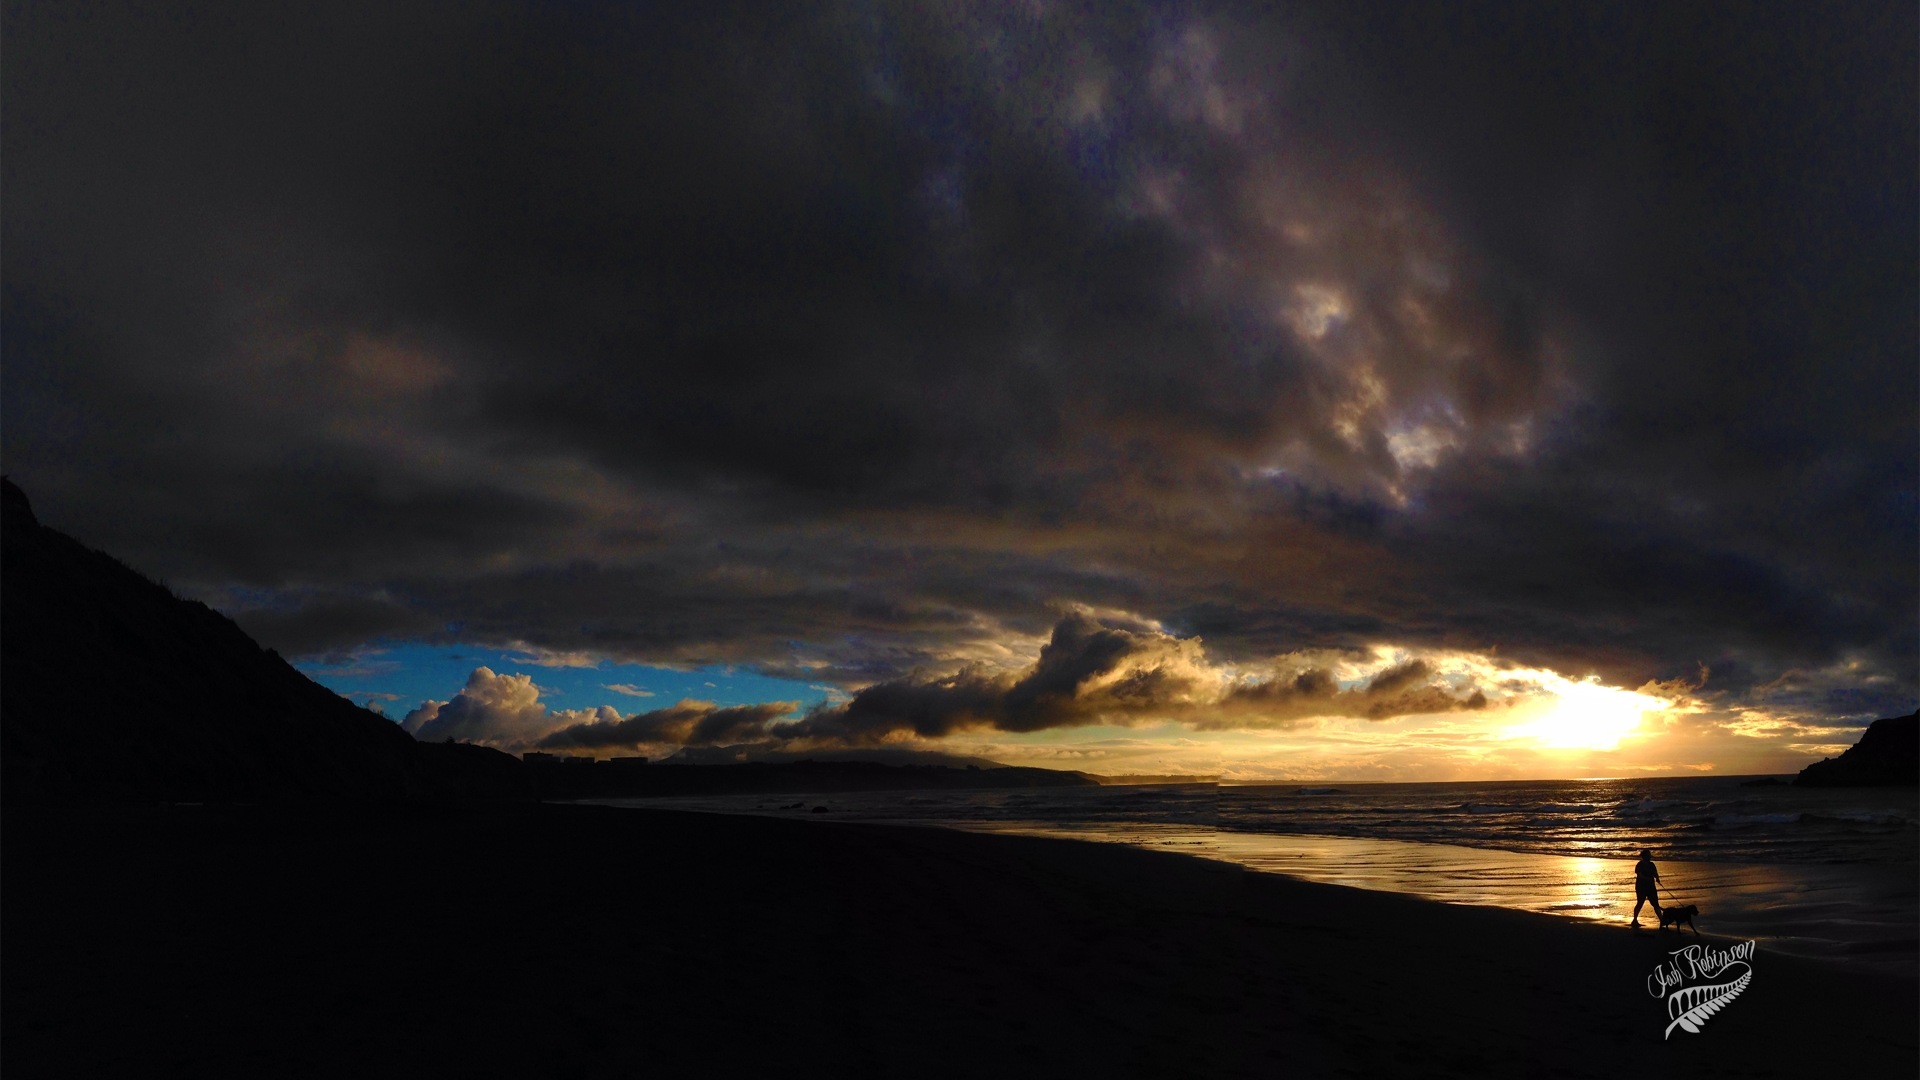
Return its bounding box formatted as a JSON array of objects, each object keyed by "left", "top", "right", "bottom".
[{"left": 1631, "top": 848, "right": 1664, "bottom": 926}]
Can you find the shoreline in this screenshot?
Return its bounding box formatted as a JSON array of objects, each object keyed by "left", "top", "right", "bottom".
[
  {"left": 983, "top": 821, "right": 1920, "bottom": 972},
  {"left": 6, "top": 801, "right": 1915, "bottom": 1078},
  {"left": 586, "top": 791, "right": 1920, "bottom": 974}
]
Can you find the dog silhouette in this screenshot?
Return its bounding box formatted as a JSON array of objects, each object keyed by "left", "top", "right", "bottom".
[{"left": 1658, "top": 904, "right": 1700, "bottom": 936}]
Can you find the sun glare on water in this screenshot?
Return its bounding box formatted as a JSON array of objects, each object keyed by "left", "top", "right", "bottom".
[{"left": 1503, "top": 678, "right": 1670, "bottom": 751}]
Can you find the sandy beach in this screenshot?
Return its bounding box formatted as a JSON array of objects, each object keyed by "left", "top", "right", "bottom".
[{"left": 5, "top": 802, "right": 1913, "bottom": 1079}]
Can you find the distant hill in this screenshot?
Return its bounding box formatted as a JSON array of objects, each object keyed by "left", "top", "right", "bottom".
[
  {"left": 1794, "top": 712, "right": 1918, "bottom": 788},
  {"left": 1091, "top": 774, "right": 1220, "bottom": 786},
  {"left": 1, "top": 478, "right": 526, "bottom": 803},
  {"left": 523, "top": 757, "right": 1099, "bottom": 800},
  {"left": 662, "top": 745, "right": 1008, "bottom": 769}
]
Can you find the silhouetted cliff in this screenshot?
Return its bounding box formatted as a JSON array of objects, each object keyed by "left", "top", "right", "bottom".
[
  {"left": 1, "top": 478, "right": 526, "bottom": 803},
  {"left": 1794, "top": 712, "right": 1918, "bottom": 788}
]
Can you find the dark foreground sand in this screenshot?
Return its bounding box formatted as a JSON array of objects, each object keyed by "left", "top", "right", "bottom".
[{"left": 5, "top": 802, "right": 1914, "bottom": 1079}]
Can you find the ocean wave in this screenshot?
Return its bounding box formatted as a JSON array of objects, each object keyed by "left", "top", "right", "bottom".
[
  {"left": 1714, "top": 812, "right": 1806, "bottom": 827},
  {"left": 605, "top": 774, "right": 1920, "bottom": 873},
  {"left": 1459, "top": 801, "right": 1598, "bottom": 815},
  {"left": 1805, "top": 812, "right": 1912, "bottom": 827}
]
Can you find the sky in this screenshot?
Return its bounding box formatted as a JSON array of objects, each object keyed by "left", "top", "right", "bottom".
[{"left": 4, "top": 1, "right": 1914, "bottom": 781}]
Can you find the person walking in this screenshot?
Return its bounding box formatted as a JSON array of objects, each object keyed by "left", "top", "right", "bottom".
[{"left": 1631, "top": 848, "right": 1664, "bottom": 926}]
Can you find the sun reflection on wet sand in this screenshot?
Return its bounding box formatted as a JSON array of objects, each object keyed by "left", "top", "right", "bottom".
[
  {"left": 956, "top": 823, "right": 1918, "bottom": 968},
  {"left": 966, "top": 823, "right": 1638, "bottom": 921},
  {"left": 596, "top": 792, "right": 1916, "bottom": 972}
]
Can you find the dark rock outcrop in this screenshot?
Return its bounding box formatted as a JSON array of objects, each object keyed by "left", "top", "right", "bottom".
[
  {"left": 2, "top": 478, "right": 527, "bottom": 803},
  {"left": 1794, "top": 712, "right": 1919, "bottom": 787}
]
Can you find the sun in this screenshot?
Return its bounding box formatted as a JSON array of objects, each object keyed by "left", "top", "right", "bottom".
[{"left": 1504, "top": 678, "right": 1669, "bottom": 751}]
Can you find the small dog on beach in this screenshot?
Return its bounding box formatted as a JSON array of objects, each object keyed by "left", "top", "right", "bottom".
[{"left": 1658, "top": 904, "right": 1700, "bottom": 935}]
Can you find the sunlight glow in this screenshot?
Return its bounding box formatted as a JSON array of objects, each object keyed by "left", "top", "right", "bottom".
[{"left": 1502, "top": 678, "right": 1671, "bottom": 751}]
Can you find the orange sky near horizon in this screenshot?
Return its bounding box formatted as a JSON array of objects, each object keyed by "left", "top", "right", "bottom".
[
  {"left": 891, "top": 648, "right": 1868, "bottom": 783},
  {"left": 402, "top": 633, "right": 1872, "bottom": 783}
]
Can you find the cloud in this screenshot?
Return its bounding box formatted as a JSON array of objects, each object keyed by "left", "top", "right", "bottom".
[
  {"left": 603, "top": 683, "right": 655, "bottom": 698},
  {"left": 401, "top": 666, "right": 615, "bottom": 747},
  {"left": 391, "top": 614, "right": 1875, "bottom": 783},
  {"left": 405, "top": 614, "right": 1498, "bottom": 753},
  {"left": 3, "top": 0, "right": 1910, "bottom": 737},
  {"left": 398, "top": 665, "right": 801, "bottom": 753},
  {"left": 1364, "top": 660, "right": 1431, "bottom": 696},
  {"left": 504, "top": 646, "right": 605, "bottom": 669},
  {"left": 785, "top": 611, "right": 1486, "bottom": 745},
  {"left": 537, "top": 700, "right": 800, "bottom": 752}
]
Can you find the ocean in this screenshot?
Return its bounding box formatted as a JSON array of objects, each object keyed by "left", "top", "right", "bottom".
[{"left": 593, "top": 775, "right": 1919, "bottom": 972}]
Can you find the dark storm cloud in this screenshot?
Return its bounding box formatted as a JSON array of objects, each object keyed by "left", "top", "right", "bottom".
[
  {"left": 786, "top": 610, "right": 1212, "bottom": 741},
  {"left": 3, "top": 1, "right": 1912, "bottom": 720},
  {"left": 230, "top": 589, "right": 446, "bottom": 658},
  {"left": 1294, "top": 0, "right": 1920, "bottom": 694},
  {"left": 1363, "top": 660, "right": 1431, "bottom": 696},
  {"left": 780, "top": 611, "right": 1485, "bottom": 744},
  {"left": 1211, "top": 662, "right": 1487, "bottom": 727},
  {"left": 538, "top": 700, "right": 800, "bottom": 752}
]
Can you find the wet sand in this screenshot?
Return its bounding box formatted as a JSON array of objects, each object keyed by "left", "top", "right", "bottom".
[
  {"left": 5, "top": 802, "right": 1914, "bottom": 1078},
  {"left": 944, "top": 822, "right": 1920, "bottom": 971}
]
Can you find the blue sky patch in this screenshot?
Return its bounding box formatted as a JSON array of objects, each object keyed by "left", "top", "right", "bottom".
[{"left": 295, "top": 642, "right": 832, "bottom": 723}]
